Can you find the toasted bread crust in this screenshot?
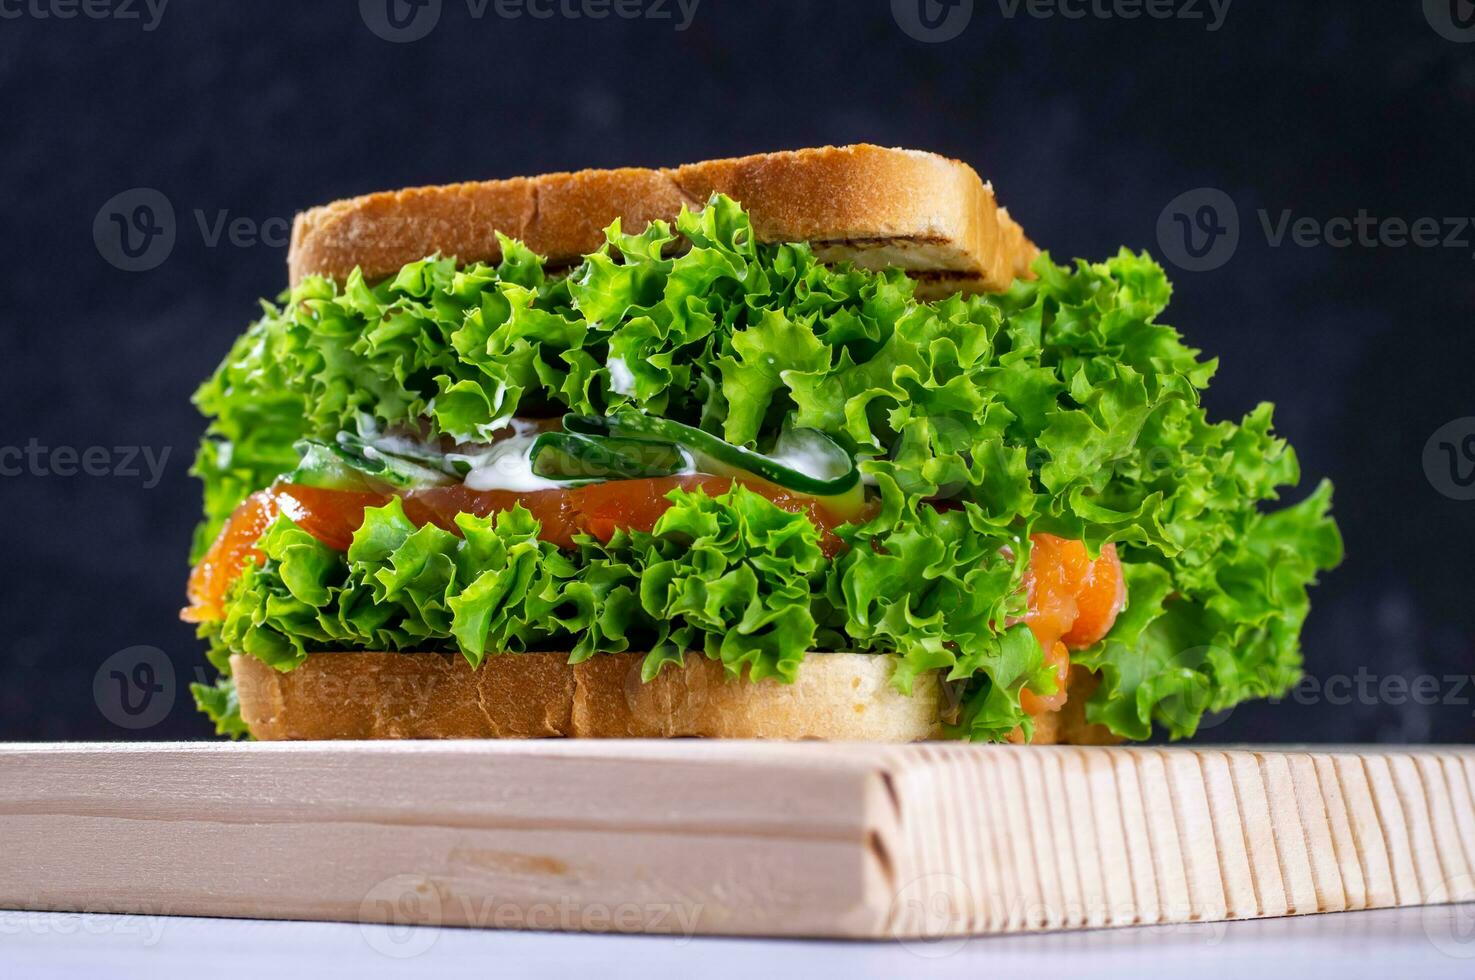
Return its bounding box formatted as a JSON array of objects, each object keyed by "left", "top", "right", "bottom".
[
  {"left": 287, "top": 145, "right": 1038, "bottom": 293},
  {"left": 231, "top": 652, "right": 1115, "bottom": 744}
]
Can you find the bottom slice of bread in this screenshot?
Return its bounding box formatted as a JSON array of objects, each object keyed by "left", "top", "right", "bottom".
[{"left": 232, "top": 652, "right": 1118, "bottom": 744}]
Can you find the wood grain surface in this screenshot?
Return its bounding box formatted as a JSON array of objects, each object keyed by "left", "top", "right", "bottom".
[{"left": 2, "top": 742, "right": 1473, "bottom": 939}]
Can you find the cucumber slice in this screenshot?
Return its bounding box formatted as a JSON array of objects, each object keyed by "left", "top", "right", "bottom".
[
  {"left": 289, "top": 440, "right": 379, "bottom": 492},
  {"left": 529, "top": 432, "right": 687, "bottom": 482},
  {"left": 289, "top": 435, "right": 456, "bottom": 491},
  {"left": 562, "top": 412, "right": 860, "bottom": 497}
]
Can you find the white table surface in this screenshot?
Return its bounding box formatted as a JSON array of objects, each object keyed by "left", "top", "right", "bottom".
[{"left": 4, "top": 905, "right": 1475, "bottom": 978}]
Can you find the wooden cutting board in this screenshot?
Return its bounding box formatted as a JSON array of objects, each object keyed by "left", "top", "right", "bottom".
[{"left": 3, "top": 742, "right": 1474, "bottom": 939}]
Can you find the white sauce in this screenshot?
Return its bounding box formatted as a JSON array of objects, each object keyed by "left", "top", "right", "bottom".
[
  {"left": 607, "top": 356, "right": 637, "bottom": 397},
  {"left": 508, "top": 418, "right": 543, "bottom": 437},
  {"left": 449, "top": 435, "right": 565, "bottom": 492},
  {"left": 355, "top": 415, "right": 436, "bottom": 456},
  {"left": 766, "top": 431, "right": 847, "bottom": 482}
]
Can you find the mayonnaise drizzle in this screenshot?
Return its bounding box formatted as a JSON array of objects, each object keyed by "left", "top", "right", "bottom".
[{"left": 449, "top": 435, "right": 565, "bottom": 492}]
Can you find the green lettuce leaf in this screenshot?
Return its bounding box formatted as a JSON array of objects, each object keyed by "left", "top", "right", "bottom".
[
  {"left": 217, "top": 485, "right": 828, "bottom": 685},
  {"left": 190, "top": 675, "right": 249, "bottom": 740}
]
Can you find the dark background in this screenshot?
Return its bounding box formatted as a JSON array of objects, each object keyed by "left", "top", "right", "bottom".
[{"left": 1, "top": 0, "right": 1471, "bottom": 741}]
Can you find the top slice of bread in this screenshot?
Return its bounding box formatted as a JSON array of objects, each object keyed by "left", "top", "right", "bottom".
[{"left": 288, "top": 144, "right": 1039, "bottom": 294}]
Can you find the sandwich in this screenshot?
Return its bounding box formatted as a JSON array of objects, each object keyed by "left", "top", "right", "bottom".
[{"left": 185, "top": 144, "right": 1342, "bottom": 743}]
